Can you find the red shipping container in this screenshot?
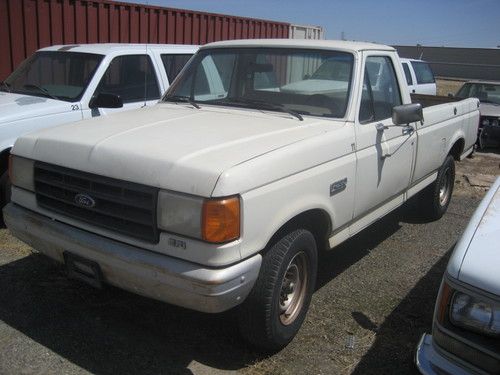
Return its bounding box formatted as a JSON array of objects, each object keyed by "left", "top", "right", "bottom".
[{"left": 0, "top": 0, "right": 290, "bottom": 80}]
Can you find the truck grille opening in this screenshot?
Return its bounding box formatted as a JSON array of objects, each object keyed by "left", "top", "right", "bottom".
[{"left": 34, "top": 162, "right": 159, "bottom": 243}]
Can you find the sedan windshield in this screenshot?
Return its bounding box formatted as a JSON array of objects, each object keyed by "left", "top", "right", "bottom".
[
  {"left": 456, "top": 83, "right": 500, "bottom": 105},
  {"left": 2, "top": 51, "right": 103, "bottom": 102},
  {"left": 164, "top": 48, "right": 354, "bottom": 118}
]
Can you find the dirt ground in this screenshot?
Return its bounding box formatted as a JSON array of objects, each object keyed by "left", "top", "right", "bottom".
[
  {"left": 0, "top": 151, "right": 498, "bottom": 375},
  {"left": 435, "top": 78, "right": 465, "bottom": 97}
]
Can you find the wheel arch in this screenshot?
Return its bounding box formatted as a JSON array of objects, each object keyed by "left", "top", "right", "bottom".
[
  {"left": 447, "top": 136, "right": 465, "bottom": 161},
  {"left": 264, "top": 208, "right": 332, "bottom": 253}
]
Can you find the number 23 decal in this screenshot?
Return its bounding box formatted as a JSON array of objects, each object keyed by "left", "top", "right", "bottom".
[{"left": 71, "top": 105, "right": 79, "bottom": 111}]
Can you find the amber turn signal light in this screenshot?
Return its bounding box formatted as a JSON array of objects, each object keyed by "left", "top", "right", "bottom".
[{"left": 202, "top": 196, "right": 240, "bottom": 243}]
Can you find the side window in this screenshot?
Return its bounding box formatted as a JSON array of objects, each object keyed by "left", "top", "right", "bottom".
[
  {"left": 95, "top": 55, "right": 160, "bottom": 104},
  {"left": 402, "top": 63, "right": 413, "bottom": 85},
  {"left": 360, "top": 56, "right": 402, "bottom": 122},
  {"left": 411, "top": 62, "right": 435, "bottom": 84},
  {"left": 160, "top": 54, "right": 193, "bottom": 83}
]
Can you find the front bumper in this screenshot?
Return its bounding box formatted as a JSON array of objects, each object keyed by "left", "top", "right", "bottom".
[
  {"left": 4, "top": 203, "right": 261, "bottom": 313},
  {"left": 415, "top": 334, "right": 484, "bottom": 375}
]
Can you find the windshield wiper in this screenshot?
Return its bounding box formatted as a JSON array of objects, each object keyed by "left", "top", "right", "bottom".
[
  {"left": 0, "top": 81, "right": 11, "bottom": 92},
  {"left": 164, "top": 95, "right": 200, "bottom": 109},
  {"left": 23, "top": 83, "right": 59, "bottom": 101},
  {"left": 209, "top": 98, "right": 304, "bottom": 121}
]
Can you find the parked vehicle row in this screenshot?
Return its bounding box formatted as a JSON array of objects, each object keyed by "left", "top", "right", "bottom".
[
  {"left": 4, "top": 39, "right": 479, "bottom": 351},
  {"left": 0, "top": 43, "right": 199, "bottom": 208}
]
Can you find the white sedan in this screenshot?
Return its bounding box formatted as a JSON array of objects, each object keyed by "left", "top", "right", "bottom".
[{"left": 416, "top": 177, "right": 500, "bottom": 374}]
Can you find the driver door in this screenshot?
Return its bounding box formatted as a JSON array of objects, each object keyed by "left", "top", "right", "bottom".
[
  {"left": 89, "top": 54, "right": 161, "bottom": 117},
  {"left": 353, "top": 54, "right": 416, "bottom": 220}
]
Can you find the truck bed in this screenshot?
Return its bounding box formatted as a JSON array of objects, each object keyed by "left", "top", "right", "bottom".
[{"left": 411, "top": 93, "right": 461, "bottom": 108}]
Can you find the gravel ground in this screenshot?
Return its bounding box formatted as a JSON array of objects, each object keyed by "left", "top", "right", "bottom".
[{"left": 0, "top": 151, "right": 498, "bottom": 375}]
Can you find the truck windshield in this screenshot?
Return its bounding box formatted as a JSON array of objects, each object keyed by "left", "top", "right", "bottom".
[
  {"left": 456, "top": 83, "right": 500, "bottom": 105},
  {"left": 164, "top": 48, "right": 354, "bottom": 118},
  {"left": 2, "top": 51, "right": 103, "bottom": 102}
]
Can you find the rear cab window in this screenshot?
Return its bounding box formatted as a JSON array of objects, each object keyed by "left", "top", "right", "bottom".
[{"left": 411, "top": 61, "right": 435, "bottom": 84}]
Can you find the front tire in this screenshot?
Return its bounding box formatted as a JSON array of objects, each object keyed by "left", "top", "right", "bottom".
[
  {"left": 421, "top": 154, "right": 455, "bottom": 220},
  {"left": 238, "top": 229, "right": 318, "bottom": 352}
]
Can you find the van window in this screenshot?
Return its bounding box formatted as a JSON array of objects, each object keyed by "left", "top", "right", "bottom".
[
  {"left": 411, "top": 61, "right": 435, "bottom": 84},
  {"left": 402, "top": 63, "right": 413, "bottom": 85},
  {"left": 359, "top": 56, "right": 402, "bottom": 123},
  {"left": 160, "top": 54, "right": 193, "bottom": 83},
  {"left": 95, "top": 55, "right": 160, "bottom": 104}
]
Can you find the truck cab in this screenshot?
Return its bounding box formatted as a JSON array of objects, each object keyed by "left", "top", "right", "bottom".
[{"left": 400, "top": 58, "right": 437, "bottom": 95}]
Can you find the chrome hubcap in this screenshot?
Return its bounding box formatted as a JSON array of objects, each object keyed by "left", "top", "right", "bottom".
[
  {"left": 279, "top": 251, "right": 308, "bottom": 325},
  {"left": 439, "top": 167, "right": 451, "bottom": 207}
]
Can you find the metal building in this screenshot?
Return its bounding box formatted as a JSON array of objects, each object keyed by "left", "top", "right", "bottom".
[{"left": 394, "top": 45, "right": 500, "bottom": 81}]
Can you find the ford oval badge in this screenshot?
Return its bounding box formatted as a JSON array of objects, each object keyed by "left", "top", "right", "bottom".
[{"left": 74, "top": 193, "right": 96, "bottom": 208}]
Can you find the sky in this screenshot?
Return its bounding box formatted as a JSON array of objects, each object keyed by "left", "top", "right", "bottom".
[{"left": 123, "top": 0, "right": 500, "bottom": 48}]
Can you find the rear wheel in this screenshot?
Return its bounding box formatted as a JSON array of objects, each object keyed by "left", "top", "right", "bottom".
[
  {"left": 421, "top": 154, "right": 455, "bottom": 220},
  {"left": 238, "top": 229, "right": 317, "bottom": 352}
]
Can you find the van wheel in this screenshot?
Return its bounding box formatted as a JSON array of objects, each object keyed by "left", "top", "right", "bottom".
[
  {"left": 421, "top": 155, "right": 455, "bottom": 220},
  {"left": 238, "top": 229, "right": 317, "bottom": 352}
]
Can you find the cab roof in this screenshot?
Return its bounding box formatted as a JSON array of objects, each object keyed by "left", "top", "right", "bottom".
[
  {"left": 201, "top": 39, "right": 395, "bottom": 53},
  {"left": 38, "top": 43, "right": 199, "bottom": 55}
]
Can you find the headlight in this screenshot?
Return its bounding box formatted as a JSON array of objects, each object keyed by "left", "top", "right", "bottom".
[
  {"left": 492, "top": 118, "right": 499, "bottom": 127},
  {"left": 157, "top": 191, "right": 240, "bottom": 243},
  {"left": 481, "top": 118, "right": 490, "bottom": 127},
  {"left": 9, "top": 155, "right": 34, "bottom": 191},
  {"left": 450, "top": 292, "right": 500, "bottom": 337}
]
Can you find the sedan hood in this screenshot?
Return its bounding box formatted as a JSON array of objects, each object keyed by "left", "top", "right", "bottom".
[
  {"left": 0, "top": 92, "right": 70, "bottom": 125},
  {"left": 479, "top": 102, "right": 500, "bottom": 118},
  {"left": 13, "top": 103, "right": 330, "bottom": 196},
  {"left": 448, "top": 178, "right": 500, "bottom": 295}
]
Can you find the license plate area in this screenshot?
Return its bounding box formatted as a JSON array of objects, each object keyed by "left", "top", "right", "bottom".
[{"left": 64, "top": 252, "right": 103, "bottom": 288}]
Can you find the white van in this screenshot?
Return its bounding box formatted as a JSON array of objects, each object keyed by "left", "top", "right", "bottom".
[
  {"left": 0, "top": 43, "right": 198, "bottom": 207},
  {"left": 400, "top": 58, "right": 437, "bottom": 95}
]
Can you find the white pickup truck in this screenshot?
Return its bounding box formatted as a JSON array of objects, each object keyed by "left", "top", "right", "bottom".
[
  {"left": 0, "top": 43, "right": 198, "bottom": 207},
  {"left": 5, "top": 39, "right": 479, "bottom": 351}
]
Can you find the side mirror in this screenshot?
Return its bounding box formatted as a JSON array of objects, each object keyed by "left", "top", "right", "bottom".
[
  {"left": 89, "top": 93, "right": 123, "bottom": 109},
  {"left": 447, "top": 92, "right": 454, "bottom": 98},
  {"left": 303, "top": 74, "right": 311, "bottom": 80},
  {"left": 392, "top": 103, "right": 423, "bottom": 125}
]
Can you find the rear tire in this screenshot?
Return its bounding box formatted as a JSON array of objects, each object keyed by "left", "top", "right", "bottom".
[
  {"left": 238, "top": 229, "right": 317, "bottom": 352},
  {"left": 421, "top": 154, "right": 455, "bottom": 220}
]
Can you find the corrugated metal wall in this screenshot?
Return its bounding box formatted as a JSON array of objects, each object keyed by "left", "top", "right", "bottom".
[
  {"left": 0, "top": 0, "right": 290, "bottom": 80},
  {"left": 394, "top": 45, "right": 500, "bottom": 81}
]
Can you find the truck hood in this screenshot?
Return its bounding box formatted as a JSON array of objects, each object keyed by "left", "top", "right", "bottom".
[
  {"left": 0, "top": 92, "right": 70, "bottom": 125},
  {"left": 449, "top": 178, "right": 500, "bottom": 295},
  {"left": 479, "top": 102, "right": 500, "bottom": 118},
  {"left": 13, "top": 103, "right": 331, "bottom": 196}
]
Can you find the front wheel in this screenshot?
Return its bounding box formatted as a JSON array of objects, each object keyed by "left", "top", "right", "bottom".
[
  {"left": 420, "top": 154, "right": 455, "bottom": 220},
  {"left": 238, "top": 229, "right": 318, "bottom": 352}
]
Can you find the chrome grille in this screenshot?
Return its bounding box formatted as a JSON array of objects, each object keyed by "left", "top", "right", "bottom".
[{"left": 34, "top": 162, "right": 159, "bottom": 243}]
